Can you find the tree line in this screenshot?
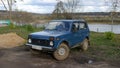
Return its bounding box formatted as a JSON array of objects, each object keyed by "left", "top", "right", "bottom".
[{"left": 0, "top": 0, "right": 120, "bottom": 24}]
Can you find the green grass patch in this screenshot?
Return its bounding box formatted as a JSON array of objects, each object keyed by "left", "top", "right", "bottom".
[
  {"left": 85, "top": 32, "right": 120, "bottom": 61},
  {"left": 0, "top": 26, "right": 44, "bottom": 39}
]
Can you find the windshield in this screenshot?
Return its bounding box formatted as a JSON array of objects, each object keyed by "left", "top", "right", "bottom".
[{"left": 45, "top": 22, "right": 70, "bottom": 31}]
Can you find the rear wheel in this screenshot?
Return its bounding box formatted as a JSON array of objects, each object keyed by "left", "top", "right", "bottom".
[
  {"left": 53, "top": 43, "right": 70, "bottom": 61},
  {"left": 81, "top": 39, "right": 89, "bottom": 51}
]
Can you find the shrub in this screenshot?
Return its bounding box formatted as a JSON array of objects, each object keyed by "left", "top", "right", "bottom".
[
  {"left": 9, "top": 23, "right": 16, "bottom": 29},
  {"left": 105, "top": 32, "right": 115, "bottom": 40},
  {"left": 26, "top": 25, "right": 35, "bottom": 32}
]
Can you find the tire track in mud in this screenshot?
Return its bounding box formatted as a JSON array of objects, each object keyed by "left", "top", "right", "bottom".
[{"left": 0, "top": 46, "right": 119, "bottom": 68}]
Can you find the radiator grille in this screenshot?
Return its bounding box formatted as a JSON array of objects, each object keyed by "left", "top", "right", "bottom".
[{"left": 31, "top": 39, "right": 50, "bottom": 46}]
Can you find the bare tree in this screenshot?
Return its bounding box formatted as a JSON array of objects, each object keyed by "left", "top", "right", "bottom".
[
  {"left": 53, "top": 0, "right": 82, "bottom": 19},
  {"left": 52, "top": 1, "right": 66, "bottom": 19},
  {"left": 105, "top": 0, "right": 120, "bottom": 31},
  {"left": 0, "top": 0, "right": 23, "bottom": 23}
]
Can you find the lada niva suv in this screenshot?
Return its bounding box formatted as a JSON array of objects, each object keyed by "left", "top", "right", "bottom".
[{"left": 26, "top": 20, "right": 90, "bottom": 60}]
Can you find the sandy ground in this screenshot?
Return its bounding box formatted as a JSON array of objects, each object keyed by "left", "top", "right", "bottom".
[
  {"left": 0, "top": 33, "right": 25, "bottom": 48},
  {"left": 0, "top": 46, "right": 119, "bottom": 68}
]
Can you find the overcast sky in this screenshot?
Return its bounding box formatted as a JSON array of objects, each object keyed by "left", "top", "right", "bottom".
[{"left": 0, "top": 0, "right": 110, "bottom": 14}]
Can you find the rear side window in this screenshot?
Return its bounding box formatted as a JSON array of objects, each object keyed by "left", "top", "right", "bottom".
[
  {"left": 74, "top": 23, "right": 79, "bottom": 29},
  {"left": 73, "top": 22, "right": 79, "bottom": 30},
  {"left": 79, "top": 22, "right": 87, "bottom": 29}
]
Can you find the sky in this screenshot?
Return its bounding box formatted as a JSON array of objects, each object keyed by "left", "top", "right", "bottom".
[{"left": 0, "top": 0, "right": 110, "bottom": 14}]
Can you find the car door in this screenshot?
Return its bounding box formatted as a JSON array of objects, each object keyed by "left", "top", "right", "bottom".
[
  {"left": 70, "top": 21, "right": 81, "bottom": 46},
  {"left": 78, "top": 22, "right": 88, "bottom": 42}
]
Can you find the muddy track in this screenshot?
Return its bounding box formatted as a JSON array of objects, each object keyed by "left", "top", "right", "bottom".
[{"left": 0, "top": 46, "right": 119, "bottom": 68}]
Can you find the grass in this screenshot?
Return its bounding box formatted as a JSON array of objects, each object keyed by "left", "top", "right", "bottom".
[
  {"left": 0, "top": 26, "right": 120, "bottom": 61},
  {"left": 0, "top": 26, "right": 44, "bottom": 39},
  {"left": 85, "top": 32, "right": 120, "bottom": 61}
]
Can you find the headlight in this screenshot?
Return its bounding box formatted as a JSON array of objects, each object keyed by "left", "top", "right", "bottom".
[
  {"left": 50, "top": 41, "right": 54, "bottom": 46},
  {"left": 28, "top": 39, "right": 32, "bottom": 43}
]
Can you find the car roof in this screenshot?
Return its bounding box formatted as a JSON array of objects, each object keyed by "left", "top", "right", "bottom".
[{"left": 51, "top": 19, "right": 86, "bottom": 23}]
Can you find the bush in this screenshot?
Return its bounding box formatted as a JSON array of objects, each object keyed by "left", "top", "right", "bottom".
[
  {"left": 105, "top": 32, "right": 115, "bottom": 40},
  {"left": 9, "top": 23, "right": 16, "bottom": 29},
  {"left": 26, "top": 25, "right": 35, "bottom": 32}
]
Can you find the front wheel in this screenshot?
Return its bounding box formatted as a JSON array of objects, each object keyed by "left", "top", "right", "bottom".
[
  {"left": 53, "top": 43, "right": 70, "bottom": 61},
  {"left": 81, "top": 39, "right": 89, "bottom": 51}
]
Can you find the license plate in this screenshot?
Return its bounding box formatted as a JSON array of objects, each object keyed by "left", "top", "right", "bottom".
[{"left": 32, "top": 45, "right": 42, "bottom": 50}]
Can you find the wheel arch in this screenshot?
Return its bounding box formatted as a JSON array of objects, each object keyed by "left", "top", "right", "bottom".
[
  {"left": 62, "top": 41, "right": 70, "bottom": 47},
  {"left": 57, "top": 40, "right": 70, "bottom": 48},
  {"left": 86, "top": 36, "right": 89, "bottom": 40},
  {"left": 85, "top": 36, "right": 90, "bottom": 46}
]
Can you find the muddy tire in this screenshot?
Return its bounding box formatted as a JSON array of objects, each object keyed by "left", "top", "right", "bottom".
[
  {"left": 53, "top": 43, "right": 70, "bottom": 61},
  {"left": 81, "top": 39, "right": 89, "bottom": 51}
]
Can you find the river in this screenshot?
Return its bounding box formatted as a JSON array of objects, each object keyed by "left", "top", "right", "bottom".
[{"left": 88, "top": 24, "right": 120, "bottom": 34}]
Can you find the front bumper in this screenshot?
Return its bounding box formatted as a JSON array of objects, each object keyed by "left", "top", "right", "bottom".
[{"left": 26, "top": 44, "right": 54, "bottom": 51}]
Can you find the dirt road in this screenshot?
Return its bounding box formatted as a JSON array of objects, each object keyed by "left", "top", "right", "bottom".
[{"left": 0, "top": 46, "right": 119, "bottom": 68}]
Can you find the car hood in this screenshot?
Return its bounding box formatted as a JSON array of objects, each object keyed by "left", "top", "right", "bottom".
[{"left": 30, "top": 30, "right": 69, "bottom": 39}]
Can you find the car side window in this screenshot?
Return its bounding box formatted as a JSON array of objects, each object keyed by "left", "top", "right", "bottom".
[
  {"left": 72, "top": 22, "right": 79, "bottom": 32},
  {"left": 73, "top": 23, "right": 79, "bottom": 30},
  {"left": 79, "top": 22, "right": 86, "bottom": 29}
]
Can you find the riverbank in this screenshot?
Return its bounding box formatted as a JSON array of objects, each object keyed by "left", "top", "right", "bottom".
[
  {"left": 0, "top": 26, "right": 120, "bottom": 62},
  {"left": 89, "top": 32, "right": 120, "bottom": 61},
  {"left": 71, "top": 32, "right": 120, "bottom": 64},
  {"left": 88, "top": 22, "right": 120, "bottom": 24}
]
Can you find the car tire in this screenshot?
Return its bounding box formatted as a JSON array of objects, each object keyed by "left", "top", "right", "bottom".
[
  {"left": 53, "top": 43, "right": 70, "bottom": 61},
  {"left": 81, "top": 39, "right": 89, "bottom": 51}
]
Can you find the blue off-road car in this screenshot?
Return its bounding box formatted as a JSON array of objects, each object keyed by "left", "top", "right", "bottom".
[{"left": 26, "top": 20, "right": 90, "bottom": 60}]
